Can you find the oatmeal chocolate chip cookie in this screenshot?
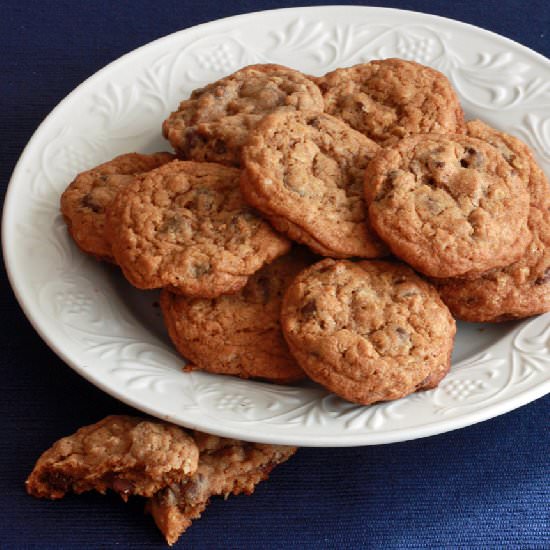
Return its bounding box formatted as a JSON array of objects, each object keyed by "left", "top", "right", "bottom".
[
  {"left": 60, "top": 152, "right": 175, "bottom": 261},
  {"left": 241, "top": 110, "right": 387, "bottom": 258},
  {"left": 163, "top": 64, "right": 324, "bottom": 166},
  {"left": 319, "top": 58, "right": 465, "bottom": 145},
  {"left": 280, "top": 259, "right": 456, "bottom": 405},
  {"left": 160, "top": 249, "right": 311, "bottom": 383},
  {"left": 148, "top": 431, "right": 297, "bottom": 546},
  {"left": 434, "top": 120, "right": 550, "bottom": 321},
  {"left": 106, "top": 160, "right": 290, "bottom": 297},
  {"left": 26, "top": 416, "right": 199, "bottom": 501},
  {"left": 365, "top": 134, "right": 531, "bottom": 278}
]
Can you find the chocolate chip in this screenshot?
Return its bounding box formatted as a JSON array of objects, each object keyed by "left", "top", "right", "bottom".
[
  {"left": 183, "top": 473, "right": 207, "bottom": 505},
  {"left": 501, "top": 148, "right": 515, "bottom": 162},
  {"left": 434, "top": 161, "right": 445, "bottom": 168},
  {"left": 112, "top": 478, "right": 135, "bottom": 495},
  {"left": 318, "top": 82, "right": 329, "bottom": 94},
  {"left": 41, "top": 471, "right": 72, "bottom": 492},
  {"left": 81, "top": 193, "right": 103, "bottom": 213},
  {"left": 424, "top": 176, "right": 437, "bottom": 187},
  {"left": 375, "top": 171, "right": 398, "bottom": 201},
  {"left": 300, "top": 300, "right": 317, "bottom": 318},
  {"left": 461, "top": 148, "right": 484, "bottom": 169},
  {"left": 184, "top": 130, "right": 205, "bottom": 151},
  {"left": 395, "top": 327, "right": 409, "bottom": 339},
  {"left": 307, "top": 117, "right": 321, "bottom": 129},
  {"left": 535, "top": 268, "right": 550, "bottom": 285},
  {"left": 258, "top": 277, "right": 271, "bottom": 304},
  {"left": 190, "top": 86, "right": 206, "bottom": 99},
  {"left": 160, "top": 215, "right": 181, "bottom": 232},
  {"left": 192, "top": 263, "right": 211, "bottom": 277},
  {"left": 213, "top": 140, "right": 227, "bottom": 154}
]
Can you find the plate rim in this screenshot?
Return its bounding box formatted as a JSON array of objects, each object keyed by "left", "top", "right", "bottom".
[{"left": 3, "top": 5, "right": 550, "bottom": 447}]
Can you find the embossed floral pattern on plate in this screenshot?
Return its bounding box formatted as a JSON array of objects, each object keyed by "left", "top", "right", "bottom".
[{"left": 3, "top": 6, "right": 549, "bottom": 446}]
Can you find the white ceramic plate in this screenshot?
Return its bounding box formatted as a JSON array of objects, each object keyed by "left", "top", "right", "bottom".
[{"left": 3, "top": 6, "right": 550, "bottom": 446}]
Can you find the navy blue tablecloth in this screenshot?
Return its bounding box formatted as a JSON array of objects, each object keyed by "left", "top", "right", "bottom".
[{"left": 1, "top": 1, "right": 549, "bottom": 547}]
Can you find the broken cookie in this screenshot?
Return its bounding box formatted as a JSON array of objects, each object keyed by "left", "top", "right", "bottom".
[
  {"left": 148, "top": 431, "right": 297, "bottom": 545},
  {"left": 26, "top": 416, "right": 297, "bottom": 545},
  {"left": 26, "top": 415, "right": 199, "bottom": 500}
]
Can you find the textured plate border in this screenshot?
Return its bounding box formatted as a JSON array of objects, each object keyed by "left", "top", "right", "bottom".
[{"left": 3, "top": 6, "right": 550, "bottom": 446}]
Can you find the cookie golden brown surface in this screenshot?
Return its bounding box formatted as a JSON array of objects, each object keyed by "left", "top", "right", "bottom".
[
  {"left": 434, "top": 120, "right": 550, "bottom": 321},
  {"left": 105, "top": 159, "right": 290, "bottom": 297},
  {"left": 160, "top": 249, "right": 311, "bottom": 383},
  {"left": 281, "top": 259, "right": 456, "bottom": 405},
  {"left": 163, "top": 63, "right": 324, "bottom": 166},
  {"left": 241, "top": 110, "right": 386, "bottom": 258},
  {"left": 319, "top": 58, "right": 465, "bottom": 144},
  {"left": 60, "top": 152, "right": 175, "bottom": 261},
  {"left": 365, "top": 134, "right": 531, "bottom": 278}
]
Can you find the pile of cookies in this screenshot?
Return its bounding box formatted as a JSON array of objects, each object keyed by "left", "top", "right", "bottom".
[
  {"left": 26, "top": 415, "right": 296, "bottom": 545},
  {"left": 61, "top": 59, "right": 550, "bottom": 407}
]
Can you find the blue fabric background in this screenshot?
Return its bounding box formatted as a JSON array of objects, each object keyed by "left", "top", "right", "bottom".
[{"left": 1, "top": 1, "right": 549, "bottom": 548}]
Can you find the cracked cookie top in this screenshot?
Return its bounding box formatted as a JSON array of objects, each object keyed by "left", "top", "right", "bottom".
[
  {"left": 160, "top": 249, "right": 311, "bottom": 383},
  {"left": 106, "top": 160, "right": 290, "bottom": 297},
  {"left": 280, "top": 259, "right": 456, "bottom": 405},
  {"left": 241, "top": 110, "right": 386, "bottom": 258},
  {"left": 365, "top": 134, "right": 531, "bottom": 278},
  {"left": 434, "top": 120, "right": 550, "bottom": 321},
  {"left": 163, "top": 64, "right": 324, "bottom": 166},
  {"left": 60, "top": 152, "right": 175, "bottom": 261},
  {"left": 319, "top": 58, "right": 465, "bottom": 144}
]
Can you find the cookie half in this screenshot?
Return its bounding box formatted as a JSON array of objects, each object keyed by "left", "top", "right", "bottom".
[
  {"left": 241, "top": 110, "right": 386, "bottom": 258},
  {"left": 25, "top": 415, "right": 199, "bottom": 501},
  {"left": 434, "top": 120, "right": 550, "bottom": 321},
  {"left": 60, "top": 152, "right": 174, "bottom": 261},
  {"left": 281, "top": 259, "right": 456, "bottom": 405},
  {"left": 163, "top": 64, "right": 324, "bottom": 166},
  {"left": 365, "top": 134, "right": 531, "bottom": 278},
  {"left": 148, "top": 432, "right": 297, "bottom": 545},
  {"left": 319, "top": 58, "right": 465, "bottom": 144},
  {"left": 106, "top": 160, "right": 290, "bottom": 297},
  {"left": 160, "top": 249, "right": 311, "bottom": 383}
]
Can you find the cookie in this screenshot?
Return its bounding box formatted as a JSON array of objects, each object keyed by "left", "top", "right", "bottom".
[
  {"left": 319, "top": 58, "right": 465, "bottom": 144},
  {"left": 241, "top": 110, "right": 387, "bottom": 258},
  {"left": 106, "top": 160, "right": 290, "bottom": 297},
  {"left": 365, "top": 134, "right": 532, "bottom": 278},
  {"left": 280, "top": 259, "right": 456, "bottom": 405},
  {"left": 163, "top": 64, "right": 324, "bottom": 166},
  {"left": 434, "top": 120, "right": 550, "bottom": 321},
  {"left": 160, "top": 249, "right": 311, "bottom": 383},
  {"left": 60, "top": 152, "right": 175, "bottom": 261},
  {"left": 25, "top": 415, "right": 199, "bottom": 501},
  {"left": 148, "top": 431, "right": 297, "bottom": 545}
]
